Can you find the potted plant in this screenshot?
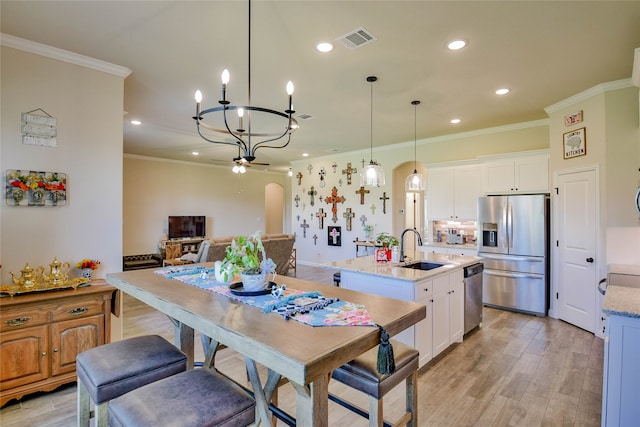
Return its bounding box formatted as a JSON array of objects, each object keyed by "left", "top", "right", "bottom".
[
  {"left": 216, "top": 231, "right": 276, "bottom": 290},
  {"left": 375, "top": 232, "right": 399, "bottom": 261}
]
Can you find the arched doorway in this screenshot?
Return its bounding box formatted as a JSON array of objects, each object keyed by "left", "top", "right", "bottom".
[
  {"left": 265, "top": 183, "right": 284, "bottom": 234},
  {"left": 392, "top": 162, "right": 427, "bottom": 250}
]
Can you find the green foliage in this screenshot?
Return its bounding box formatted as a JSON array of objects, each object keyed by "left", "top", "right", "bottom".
[{"left": 375, "top": 232, "right": 399, "bottom": 248}]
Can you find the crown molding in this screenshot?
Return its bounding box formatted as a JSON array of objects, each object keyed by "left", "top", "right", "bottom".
[
  {"left": 1, "top": 33, "right": 131, "bottom": 78},
  {"left": 544, "top": 78, "right": 633, "bottom": 114}
]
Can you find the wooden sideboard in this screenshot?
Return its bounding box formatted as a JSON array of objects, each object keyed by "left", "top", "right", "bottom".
[{"left": 0, "top": 280, "right": 118, "bottom": 407}]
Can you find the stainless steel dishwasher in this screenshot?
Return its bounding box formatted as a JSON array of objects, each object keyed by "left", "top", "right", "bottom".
[{"left": 464, "top": 263, "right": 484, "bottom": 334}]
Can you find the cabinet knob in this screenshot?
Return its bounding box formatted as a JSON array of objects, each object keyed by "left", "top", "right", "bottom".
[
  {"left": 586, "top": 257, "right": 594, "bottom": 263},
  {"left": 41, "top": 352, "right": 47, "bottom": 356},
  {"left": 423, "top": 288, "right": 429, "bottom": 292},
  {"left": 53, "top": 348, "right": 59, "bottom": 352}
]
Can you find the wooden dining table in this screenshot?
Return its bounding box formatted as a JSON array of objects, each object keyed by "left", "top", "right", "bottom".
[{"left": 106, "top": 264, "right": 425, "bottom": 426}]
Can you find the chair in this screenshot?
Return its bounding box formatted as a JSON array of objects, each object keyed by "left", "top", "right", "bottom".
[
  {"left": 108, "top": 368, "right": 255, "bottom": 427},
  {"left": 334, "top": 271, "right": 341, "bottom": 286},
  {"left": 329, "top": 340, "right": 419, "bottom": 427},
  {"left": 76, "top": 335, "right": 187, "bottom": 427}
]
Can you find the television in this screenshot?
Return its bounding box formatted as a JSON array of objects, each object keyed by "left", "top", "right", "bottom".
[{"left": 168, "top": 216, "right": 206, "bottom": 239}]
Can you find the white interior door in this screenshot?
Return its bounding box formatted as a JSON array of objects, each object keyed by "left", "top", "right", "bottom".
[{"left": 556, "top": 168, "right": 598, "bottom": 332}]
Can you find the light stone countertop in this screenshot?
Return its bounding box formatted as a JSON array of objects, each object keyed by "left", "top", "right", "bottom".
[
  {"left": 603, "top": 285, "right": 640, "bottom": 318},
  {"left": 327, "top": 250, "right": 482, "bottom": 282}
]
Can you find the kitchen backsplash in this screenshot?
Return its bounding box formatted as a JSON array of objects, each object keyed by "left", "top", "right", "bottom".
[{"left": 431, "top": 220, "right": 477, "bottom": 244}]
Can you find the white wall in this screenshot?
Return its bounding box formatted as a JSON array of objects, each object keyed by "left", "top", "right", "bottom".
[
  {"left": 123, "top": 155, "right": 290, "bottom": 255},
  {"left": 291, "top": 121, "right": 550, "bottom": 265},
  {"left": 1, "top": 45, "right": 125, "bottom": 285}
]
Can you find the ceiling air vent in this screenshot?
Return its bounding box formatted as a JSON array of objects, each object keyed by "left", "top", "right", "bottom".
[
  {"left": 337, "top": 27, "right": 377, "bottom": 49},
  {"left": 297, "top": 113, "right": 313, "bottom": 120}
]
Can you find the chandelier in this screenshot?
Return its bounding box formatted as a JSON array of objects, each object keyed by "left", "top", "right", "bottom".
[
  {"left": 405, "top": 100, "right": 425, "bottom": 192},
  {"left": 360, "top": 76, "right": 385, "bottom": 187},
  {"left": 193, "top": 0, "right": 298, "bottom": 163}
]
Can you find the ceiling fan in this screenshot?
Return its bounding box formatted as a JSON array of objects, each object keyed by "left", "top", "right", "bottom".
[{"left": 210, "top": 148, "right": 270, "bottom": 173}]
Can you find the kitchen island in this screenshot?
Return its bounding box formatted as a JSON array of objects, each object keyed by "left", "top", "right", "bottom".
[{"left": 328, "top": 251, "right": 482, "bottom": 367}]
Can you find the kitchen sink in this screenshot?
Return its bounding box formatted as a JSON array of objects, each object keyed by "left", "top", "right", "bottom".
[{"left": 400, "top": 261, "right": 449, "bottom": 271}]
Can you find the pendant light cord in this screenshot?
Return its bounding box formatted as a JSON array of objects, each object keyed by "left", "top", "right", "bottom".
[
  {"left": 370, "top": 79, "right": 373, "bottom": 163},
  {"left": 411, "top": 100, "right": 420, "bottom": 173},
  {"left": 247, "top": 0, "right": 252, "bottom": 145}
]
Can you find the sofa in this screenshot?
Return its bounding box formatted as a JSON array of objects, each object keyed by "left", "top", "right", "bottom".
[
  {"left": 204, "top": 233, "right": 295, "bottom": 276},
  {"left": 122, "top": 254, "right": 163, "bottom": 271}
]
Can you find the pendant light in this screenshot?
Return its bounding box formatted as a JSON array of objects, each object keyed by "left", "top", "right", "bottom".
[
  {"left": 360, "top": 76, "right": 385, "bottom": 187},
  {"left": 405, "top": 100, "right": 425, "bottom": 192}
]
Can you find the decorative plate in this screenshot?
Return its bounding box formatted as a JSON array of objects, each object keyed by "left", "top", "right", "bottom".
[{"left": 229, "top": 281, "right": 275, "bottom": 296}]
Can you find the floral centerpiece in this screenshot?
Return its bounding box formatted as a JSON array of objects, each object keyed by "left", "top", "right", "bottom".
[
  {"left": 76, "top": 258, "right": 100, "bottom": 280},
  {"left": 216, "top": 231, "right": 276, "bottom": 290}
]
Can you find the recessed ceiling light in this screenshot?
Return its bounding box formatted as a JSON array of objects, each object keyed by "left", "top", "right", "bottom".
[
  {"left": 495, "top": 88, "right": 510, "bottom": 95},
  {"left": 316, "top": 42, "right": 333, "bottom": 53},
  {"left": 192, "top": 151, "right": 199, "bottom": 156},
  {"left": 130, "top": 120, "right": 142, "bottom": 125},
  {"left": 450, "top": 118, "right": 461, "bottom": 124},
  {"left": 447, "top": 40, "right": 466, "bottom": 50},
  {"left": 302, "top": 153, "right": 309, "bottom": 157}
]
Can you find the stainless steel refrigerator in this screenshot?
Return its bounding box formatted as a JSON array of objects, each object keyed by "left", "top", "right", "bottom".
[{"left": 478, "top": 194, "right": 549, "bottom": 316}]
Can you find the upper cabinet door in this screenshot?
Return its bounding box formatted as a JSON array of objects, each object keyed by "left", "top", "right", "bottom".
[
  {"left": 427, "top": 168, "right": 454, "bottom": 220},
  {"left": 427, "top": 164, "right": 482, "bottom": 221},
  {"left": 454, "top": 165, "right": 483, "bottom": 219},
  {"left": 484, "top": 154, "right": 549, "bottom": 194}
]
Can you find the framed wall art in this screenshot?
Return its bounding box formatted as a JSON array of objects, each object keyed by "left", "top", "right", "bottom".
[
  {"left": 328, "top": 226, "right": 342, "bottom": 246},
  {"left": 563, "top": 127, "right": 586, "bottom": 159},
  {"left": 5, "top": 169, "right": 67, "bottom": 207}
]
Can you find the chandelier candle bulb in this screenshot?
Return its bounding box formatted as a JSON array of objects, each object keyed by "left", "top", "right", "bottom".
[
  {"left": 195, "top": 90, "right": 202, "bottom": 117},
  {"left": 220, "top": 69, "right": 230, "bottom": 104}
]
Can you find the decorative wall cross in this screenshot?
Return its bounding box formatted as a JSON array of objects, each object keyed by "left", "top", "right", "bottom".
[
  {"left": 315, "top": 208, "right": 327, "bottom": 229},
  {"left": 355, "top": 186, "right": 370, "bottom": 205},
  {"left": 296, "top": 172, "right": 303, "bottom": 185},
  {"left": 318, "top": 167, "right": 326, "bottom": 188},
  {"left": 341, "top": 162, "right": 357, "bottom": 185},
  {"left": 359, "top": 214, "right": 368, "bottom": 227},
  {"left": 296, "top": 214, "right": 300, "bottom": 221},
  {"left": 329, "top": 227, "right": 341, "bottom": 245},
  {"left": 308, "top": 186, "right": 317, "bottom": 206},
  {"left": 361, "top": 158, "right": 366, "bottom": 168},
  {"left": 379, "top": 192, "right": 390, "bottom": 214},
  {"left": 312, "top": 234, "right": 318, "bottom": 245},
  {"left": 300, "top": 219, "right": 310, "bottom": 238},
  {"left": 338, "top": 178, "right": 343, "bottom": 187},
  {"left": 343, "top": 208, "right": 355, "bottom": 231},
  {"left": 332, "top": 162, "right": 338, "bottom": 173},
  {"left": 324, "top": 186, "right": 345, "bottom": 223},
  {"left": 307, "top": 164, "right": 313, "bottom": 175},
  {"left": 294, "top": 194, "right": 300, "bottom": 207},
  {"left": 370, "top": 204, "right": 376, "bottom": 214}
]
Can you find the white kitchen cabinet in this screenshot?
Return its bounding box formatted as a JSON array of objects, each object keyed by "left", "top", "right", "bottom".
[
  {"left": 340, "top": 268, "right": 463, "bottom": 368},
  {"left": 483, "top": 154, "right": 549, "bottom": 194},
  {"left": 431, "top": 270, "right": 464, "bottom": 357},
  {"left": 413, "top": 279, "right": 433, "bottom": 366},
  {"left": 427, "top": 164, "right": 483, "bottom": 220},
  {"left": 602, "top": 314, "right": 640, "bottom": 426}
]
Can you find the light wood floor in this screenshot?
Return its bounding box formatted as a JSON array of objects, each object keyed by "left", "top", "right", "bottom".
[{"left": 0, "top": 265, "right": 603, "bottom": 427}]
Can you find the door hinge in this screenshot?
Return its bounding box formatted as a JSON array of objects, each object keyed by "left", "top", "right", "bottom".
[
  {"left": 556, "top": 240, "right": 559, "bottom": 247},
  {"left": 555, "top": 187, "right": 559, "bottom": 195},
  {"left": 556, "top": 292, "right": 559, "bottom": 299}
]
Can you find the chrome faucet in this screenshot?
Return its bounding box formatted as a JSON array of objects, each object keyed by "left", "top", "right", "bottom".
[{"left": 399, "top": 228, "right": 423, "bottom": 262}]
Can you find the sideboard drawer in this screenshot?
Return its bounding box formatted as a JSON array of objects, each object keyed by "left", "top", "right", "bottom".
[
  {"left": 51, "top": 297, "right": 104, "bottom": 322},
  {"left": 1, "top": 309, "right": 49, "bottom": 332}
]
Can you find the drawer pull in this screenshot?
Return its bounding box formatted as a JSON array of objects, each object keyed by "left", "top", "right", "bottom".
[
  {"left": 67, "top": 307, "right": 88, "bottom": 316},
  {"left": 6, "top": 317, "right": 30, "bottom": 327},
  {"left": 42, "top": 352, "right": 47, "bottom": 356}
]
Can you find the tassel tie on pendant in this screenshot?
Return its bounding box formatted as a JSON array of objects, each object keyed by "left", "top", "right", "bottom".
[{"left": 376, "top": 325, "right": 395, "bottom": 375}]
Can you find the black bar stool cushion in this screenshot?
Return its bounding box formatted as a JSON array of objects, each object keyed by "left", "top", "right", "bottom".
[
  {"left": 108, "top": 368, "right": 255, "bottom": 427},
  {"left": 331, "top": 339, "right": 419, "bottom": 399},
  {"left": 76, "top": 335, "right": 187, "bottom": 404}
]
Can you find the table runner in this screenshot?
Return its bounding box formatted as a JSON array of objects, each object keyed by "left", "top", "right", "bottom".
[{"left": 156, "top": 265, "right": 396, "bottom": 373}]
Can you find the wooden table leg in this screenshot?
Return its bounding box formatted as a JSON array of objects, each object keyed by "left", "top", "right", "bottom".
[
  {"left": 245, "top": 357, "right": 276, "bottom": 426},
  {"left": 291, "top": 375, "right": 329, "bottom": 427},
  {"left": 168, "top": 317, "right": 194, "bottom": 369}
]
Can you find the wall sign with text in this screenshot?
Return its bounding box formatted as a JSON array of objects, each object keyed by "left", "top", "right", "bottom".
[{"left": 563, "top": 127, "right": 586, "bottom": 159}]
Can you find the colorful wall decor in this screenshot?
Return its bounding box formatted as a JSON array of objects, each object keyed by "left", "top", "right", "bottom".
[
  {"left": 5, "top": 169, "right": 67, "bottom": 206},
  {"left": 328, "top": 226, "right": 342, "bottom": 246}
]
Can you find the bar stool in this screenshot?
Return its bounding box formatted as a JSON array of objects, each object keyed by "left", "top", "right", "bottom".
[
  {"left": 108, "top": 368, "right": 255, "bottom": 427},
  {"left": 329, "top": 340, "right": 419, "bottom": 427},
  {"left": 76, "top": 335, "right": 187, "bottom": 427},
  {"left": 333, "top": 271, "right": 341, "bottom": 286}
]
